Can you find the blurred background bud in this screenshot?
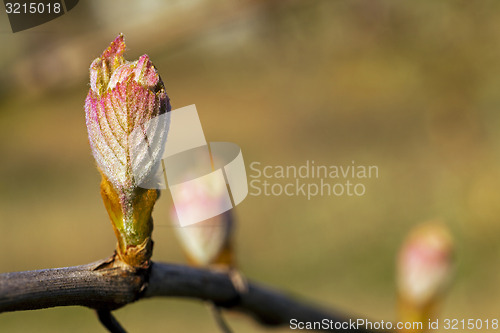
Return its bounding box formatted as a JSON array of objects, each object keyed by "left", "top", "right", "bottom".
[
  {"left": 170, "top": 161, "right": 235, "bottom": 268},
  {"left": 396, "top": 222, "right": 455, "bottom": 332}
]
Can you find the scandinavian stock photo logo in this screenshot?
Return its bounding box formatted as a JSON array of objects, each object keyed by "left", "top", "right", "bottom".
[{"left": 248, "top": 160, "right": 379, "bottom": 200}]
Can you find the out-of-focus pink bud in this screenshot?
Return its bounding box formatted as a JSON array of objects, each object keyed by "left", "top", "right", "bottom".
[
  {"left": 170, "top": 174, "right": 234, "bottom": 267},
  {"left": 397, "top": 222, "right": 454, "bottom": 331}
]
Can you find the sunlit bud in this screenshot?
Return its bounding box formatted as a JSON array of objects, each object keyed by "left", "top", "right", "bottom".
[{"left": 85, "top": 34, "right": 170, "bottom": 267}]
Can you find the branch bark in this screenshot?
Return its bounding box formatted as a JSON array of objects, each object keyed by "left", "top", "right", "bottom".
[{"left": 0, "top": 257, "right": 388, "bottom": 332}]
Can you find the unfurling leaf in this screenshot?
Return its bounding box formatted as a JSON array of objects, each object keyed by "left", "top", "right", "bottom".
[{"left": 85, "top": 34, "right": 171, "bottom": 267}]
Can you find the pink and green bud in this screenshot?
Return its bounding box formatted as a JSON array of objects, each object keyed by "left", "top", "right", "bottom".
[{"left": 85, "top": 34, "right": 170, "bottom": 267}]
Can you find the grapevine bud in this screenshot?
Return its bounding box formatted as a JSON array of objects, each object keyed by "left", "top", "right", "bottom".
[{"left": 85, "top": 34, "right": 170, "bottom": 267}]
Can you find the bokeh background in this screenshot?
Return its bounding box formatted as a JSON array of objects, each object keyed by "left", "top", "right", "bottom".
[{"left": 1, "top": 0, "right": 500, "bottom": 332}]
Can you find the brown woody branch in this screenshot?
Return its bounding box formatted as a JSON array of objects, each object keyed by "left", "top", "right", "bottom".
[{"left": 0, "top": 256, "right": 387, "bottom": 332}]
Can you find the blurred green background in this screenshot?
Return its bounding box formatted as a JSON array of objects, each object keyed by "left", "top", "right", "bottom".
[{"left": 1, "top": 0, "right": 500, "bottom": 332}]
